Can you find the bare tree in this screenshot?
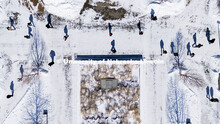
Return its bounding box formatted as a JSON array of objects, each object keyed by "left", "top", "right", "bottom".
[
  {"left": 167, "top": 75, "right": 186, "bottom": 124},
  {"left": 31, "top": 28, "right": 46, "bottom": 72},
  {"left": 24, "top": 81, "right": 50, "bottom": 124},
  {"left": 173, "top": 30, "right": 186, "bottom": 74},
  {"left": 180, "top": 70, "right": 205, "bottom": 87}
]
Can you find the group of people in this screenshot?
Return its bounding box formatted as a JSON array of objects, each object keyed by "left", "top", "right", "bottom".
[
  {"left": 206, "top": 86, "right": 219, "bottom": 102},
  {"left": 160, "top": 28, "right": 215, "bottom": 57},
  {"left": 8, "top": 8, "right": 159, "bottom": 53},
  {"left": 108, "top": 9, "right": 158, "bottom": 53}
]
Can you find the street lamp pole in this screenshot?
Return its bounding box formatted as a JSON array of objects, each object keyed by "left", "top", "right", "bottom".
[
  {"left": 217, "top": 21, "right": 220, "bottom": 49},
  {"left": 43, "top": 110, "right": 48, "bottom": 124}
]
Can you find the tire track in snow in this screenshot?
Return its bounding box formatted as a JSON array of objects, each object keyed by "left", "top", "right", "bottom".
[
  {"left": 150, "top": 61, "right": 167, "bottom": 124},
  {"left": 64, "top": 62, "right": 73, "bottom": 123},
  {"left": 1, "top": 81, "right": 35, "bottom": 123}
]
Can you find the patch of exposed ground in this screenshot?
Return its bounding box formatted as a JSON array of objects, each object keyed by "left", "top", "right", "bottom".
[
  {"left": 19, "top": 0, "right": 45, "bottom": 13},
  {"left": 80, "top": 64, "right": 140, "bottom": 124},
  {"left": 80, "top": 0, "right": 137, "bottom": 21},
  {"left": 17, "top": 0, "right": 142, "bottom": 30},
  {"left": 186, "top": 0, "right": 191, "bottom": 6}
]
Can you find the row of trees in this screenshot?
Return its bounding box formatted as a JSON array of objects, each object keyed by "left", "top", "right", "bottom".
[
  {"left": 25, "top": 26, "right": 49, "bottom": 123},
  {"left": 167, "top": 75, "right": 186, "bottom": 124}
]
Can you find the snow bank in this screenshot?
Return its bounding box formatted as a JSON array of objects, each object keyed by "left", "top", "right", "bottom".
[
  {"left": 0, "top": 5, "right": 7, "bottom": 23},
  {"left": 43, "top": 0, "right": 86, "bottom": 20},
  {"left": 147, "top": 0, "right": 186, "bottom": 17}
]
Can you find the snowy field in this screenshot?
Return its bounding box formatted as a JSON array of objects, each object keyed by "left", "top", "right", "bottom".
[{"left": 0, "top": 0, "right": 220, "bottom": 124}]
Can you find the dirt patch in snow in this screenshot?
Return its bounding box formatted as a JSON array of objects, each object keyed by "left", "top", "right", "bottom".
[
  {"left": 80, "top": 0, "right": 128, "bottom": 20},
  {"left": 19, "top": 0, "right": 45, "bottom": 13},
  {"left": 80, "top": 64, "right": 140, "bottom": 123}
]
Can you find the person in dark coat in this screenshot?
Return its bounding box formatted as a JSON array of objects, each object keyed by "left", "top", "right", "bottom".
[
  {"left": 160, "top": 40, "right": 164, "bottom": 55},
  {"left": 20, "top": 65, "right": 24, "bottom": 78},
  {"left": 46, "top": 14, "right": 53, "bottom": 28},
  {"left": 9, "top": 17, "right": 16, "bottom": 30},
  {"left": 10, "top": 81, "right": 14, "bottom": 96},
  {"left": 108, "top": 23, "right": 112, "bottom": 36},
  {"left": 187, "top": 42, "right": 191, "bottom": 55}
]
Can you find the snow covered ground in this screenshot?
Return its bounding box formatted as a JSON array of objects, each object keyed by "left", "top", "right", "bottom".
[{"left": 0, "top": 0, "right": 220, "bottom": 124}]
